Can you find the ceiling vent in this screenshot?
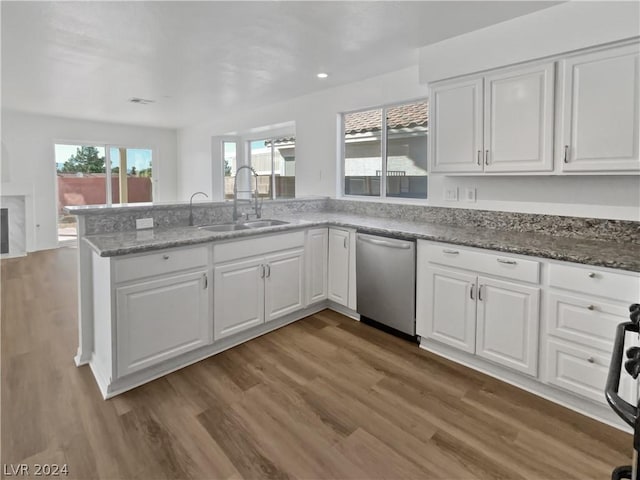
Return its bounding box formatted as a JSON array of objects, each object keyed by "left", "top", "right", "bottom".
[{"left": 128, "top": 97, "right": 155, "bottom": 105}]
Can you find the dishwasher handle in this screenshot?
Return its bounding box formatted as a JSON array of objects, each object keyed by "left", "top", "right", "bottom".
[{"left": 358, "top": 236, "right": 412, "bottom": 250}]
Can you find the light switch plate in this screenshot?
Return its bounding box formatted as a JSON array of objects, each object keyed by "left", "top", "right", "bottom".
[
  {"left": 444, "top": 187, "right": 459, "bottom": 202},
  {"left": 136, "top": 218, "right": 154, "bottom": 230},
  {"left": 464, "top": 188, "right": 476, "bottom": 202}
]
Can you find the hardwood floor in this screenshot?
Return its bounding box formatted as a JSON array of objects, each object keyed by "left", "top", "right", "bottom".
[{"left": 1, "top": 248, "right": 633, "bottom": 479}]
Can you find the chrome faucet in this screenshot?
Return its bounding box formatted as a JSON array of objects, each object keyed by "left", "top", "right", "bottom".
[
  {"left": 188, "top": 191, "right": 208, "bottom": 226},
  {"left": 233, "top": 166, "right": 262, "bottom": 221}
]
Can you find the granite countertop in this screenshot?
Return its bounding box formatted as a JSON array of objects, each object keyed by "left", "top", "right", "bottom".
[{"left": 83, "top": 212, "right": 640, "bottom": 272}]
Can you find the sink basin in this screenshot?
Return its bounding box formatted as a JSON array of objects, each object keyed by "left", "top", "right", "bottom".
[
  {"left": 242, "top": 219, "right": 290, "bottom": 228},
  {"left": 199, "top": 223, "right": 250, "bottom": 232}
]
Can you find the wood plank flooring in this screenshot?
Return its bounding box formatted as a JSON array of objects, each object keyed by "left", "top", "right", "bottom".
[{"left": 1, "top": 248, "right": 633, "bottom": 479}]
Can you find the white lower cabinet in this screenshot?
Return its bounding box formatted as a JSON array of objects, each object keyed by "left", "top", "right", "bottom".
[
  {"left": 264, "top": 249, "right": 305, "bottom": 322},
  {"left": 421, "top": 266, "right": 477, "bottom": 353},
  {"left": 544, "top": 262, "right": 640, "bottom": 406},
  {"left": 418, "top": 241, "right": 540, "bottom": 376},
  {"left": 327, "top": 227, "right": 356, "bottom": 310},
  {"left": 213, "top": 233, "right": 305, "bottom": 341},
  {"left": 305, "top": 228, "right": 328, "bottom": 304},
  {"left": 116, "top": 271, "right": 211, "bottom": 377},
  {"left": 475, "top": 276, "right": 539, "bottom": 376},
  {"left": 213, "top": 258, "right": 265, "bottom": 340}
]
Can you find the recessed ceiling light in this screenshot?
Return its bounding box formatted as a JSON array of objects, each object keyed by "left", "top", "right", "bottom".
[{"left": 317, "top": 73, "right": 329, "bottom": 79}]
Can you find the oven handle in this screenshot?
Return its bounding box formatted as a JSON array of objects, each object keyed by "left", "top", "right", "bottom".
[{"left": 606, "top": 321, "right": 639, "bottom": 428}]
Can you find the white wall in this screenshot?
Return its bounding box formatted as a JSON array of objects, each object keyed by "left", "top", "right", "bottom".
[
  {"left": 1, "top": 109, "right": 178, "bottom": 251},
  {"left": 419, "top": 1, "right": 640, "bottom": 83},
  {"left": 177, "top": 2, "right": 640, "bottom": 221},
  {"left": 177, "top": 66, "right": 429, "bottom": 201}
]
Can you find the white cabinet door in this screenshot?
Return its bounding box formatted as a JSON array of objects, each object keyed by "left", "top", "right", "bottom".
[
  {"left": 559, "top": 44, "right": 640, "bottom": 172},
  {"left": 546, "top": 339, "right": 611, "bottom": 404},
  {"left": 214, "top": 258, "right": 265, "bottom": 340},
  {"left": 484, "top": 62, "right": 554, "bottom": 172},
  {"left": 265, "top": 248, "right": 305, "bottom": 322},
  {"left": 476, "top": 276, "right": 540, "bottom": 376},
  {"left": 430, "top": 78, "right": 484, "bottom": 173},
  {"left": 116, "top": 271, "right": 210, "bottom": 377},
  {"left": 328, "top": 228, "right": 350, "bottom": 306},
  {"left": 422, "top": 266, "right": 477, "bottom": 353},
  {"left": 305, "top": 228, "right": 328, "bottom": 304}
]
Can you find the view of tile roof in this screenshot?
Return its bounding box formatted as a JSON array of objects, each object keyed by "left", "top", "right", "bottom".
[
  {"left": 269, "top": 101, "right": 428, "bottom": 144},
  {"left": 344, "top": 101, "right": 428, "bottom": 135}
]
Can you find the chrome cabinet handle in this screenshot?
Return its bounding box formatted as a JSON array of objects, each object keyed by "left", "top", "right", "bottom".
[
  {"left": 478, "top": 285, "right": 483, "bottom": 301},
  {"left": 587, "top": 305, "right": 595, "bottom": 311},
  {"left": 203, "top": 274, "right": 208, "bottom": 289},
  {"left": 563, "top": 145, "right": 569, "bottom": 163},
  {"left": 162, "top": 254, "right": 170, "bottom": 260},
  {"left": 470, "top": 283, "right": 475, "bottom": 300},
  {"left": 588, "top": 272, "right": 596, "bottom": 278},
  {"left": 343, "top": 237, "right": 348, "bottom": 249},
  {"left": 485, "top": 150, "right": 489, "bottom": 165},
  {"left": 260, "top": 264, "right": 265, "bottom": 278},
  {"left": 266, "top": 264, "right": 271, "bottom": 278},
  {"left": 477, "top": 150, "right": 482, "bottom": 166},
  {"left": 443, "top": 249, "right": 459, "bottom": 255},
  {"left": 587, "top": 357, "right": 595, "bottom": 364},
  {"left": 497, "top": 258, "right": 517, "bottom": 265}
]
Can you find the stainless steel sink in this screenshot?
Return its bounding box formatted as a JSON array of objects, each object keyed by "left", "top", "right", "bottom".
[
  {"left": 199, "top": 223, "right": 250, "bottom": 232},
  {"left": 242, "top": 219, "right": 289, "bottom": 228}
]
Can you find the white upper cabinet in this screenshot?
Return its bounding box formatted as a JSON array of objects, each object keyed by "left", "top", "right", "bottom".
[
  {"left": 430, "top": 78, "right": 484, "bottom": 173},
  {"left": 558, "top": 43, "right": 640, "bottom": 172},
  {"left": 431, "top": 62, "right": 554, "bottom": 174},
  {"left": 484, "top": 63, "right": 555, "bottom": 172}
]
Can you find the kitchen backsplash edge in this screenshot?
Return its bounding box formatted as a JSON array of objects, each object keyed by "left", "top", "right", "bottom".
[{"left": 72, "top": 197, "right": 639, "bottom": 244}]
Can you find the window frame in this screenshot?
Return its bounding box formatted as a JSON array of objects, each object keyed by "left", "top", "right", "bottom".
[{"left": 341, "top": 98, "right": 429, "bottom": 200}]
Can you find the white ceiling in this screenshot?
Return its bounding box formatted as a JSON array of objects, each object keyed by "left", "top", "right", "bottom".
[{"left": 1, "top": 1, "right": 560, "bottom": 129}]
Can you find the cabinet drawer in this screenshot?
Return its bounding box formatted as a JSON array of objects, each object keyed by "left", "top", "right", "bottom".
[
  {"left": 214, "top": 231, "right": 305, "bottom": 263},
  {"left": 115, "top": 245, "right": 209, "bottom": 283},
  {"left": 547, "top": 292, "right": 629, "bottom": 352},
  {"left": 549, "top": 263, "right": 640, "bottom": 302},
  {"left": 424, "top": 243, "right": 540, "bottom": 283},
  {"left": 547, "top": 338, "right": 638, "bottom": 406},
  {"left": 546, "top": 339, "right": 611, "bottom": 405}
]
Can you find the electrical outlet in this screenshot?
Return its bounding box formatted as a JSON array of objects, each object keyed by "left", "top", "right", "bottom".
[
  {"left": 464, "top": 187, "right": 476, "bottom": 202},
  {"left": 136, "top": 218, "right": 154, "bottom": 230},
  {"left": 444, "top": 187, "right": 459, "bottom": 202}
]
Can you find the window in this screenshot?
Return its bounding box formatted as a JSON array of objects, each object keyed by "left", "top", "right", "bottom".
[
  {"left": 223, "top": 141, "right": 237, "bottom": 199},
  {"left": 343, "top": 100, "right": 428, "bottom": 199},
  {"left": 248, "top": 137, "right": 296, "bottom": 199},
  {"left": 55, "top": 143, "right": 153, "bottom": 244}
]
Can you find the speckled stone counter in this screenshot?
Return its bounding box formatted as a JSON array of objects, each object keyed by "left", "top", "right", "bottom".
[{"left": 83, "top": 211, "right": 640, "bottom": 272}]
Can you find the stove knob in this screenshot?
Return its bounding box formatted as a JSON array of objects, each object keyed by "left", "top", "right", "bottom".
[
  {"left": 625, "top": 358, "right": 640, "bottom": 379},
  {"left": 626, "top": 347, "right": 640, "bottom": 359}
]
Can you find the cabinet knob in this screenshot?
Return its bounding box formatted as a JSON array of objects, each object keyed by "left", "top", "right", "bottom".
[
  {"left": 587, "top": 304, "right": 595, "bottom": 311},
  {"left": 588, "top": 272, "right": 596, "bottom": 278},
  {"left": 587, "top": 357, "right": 595, "bottom": 364},
  {"left": 162, "top": 255, "right": 170, "bottom": 260}
]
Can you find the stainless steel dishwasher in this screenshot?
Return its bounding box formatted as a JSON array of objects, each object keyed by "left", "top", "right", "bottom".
[{"left": 356, "top": 233, "right": 416, "bottom": 338}]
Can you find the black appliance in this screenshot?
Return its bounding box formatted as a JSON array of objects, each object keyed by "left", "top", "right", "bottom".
[{"left": 606, "top": 303, "right": 640, "bottom": 480}]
